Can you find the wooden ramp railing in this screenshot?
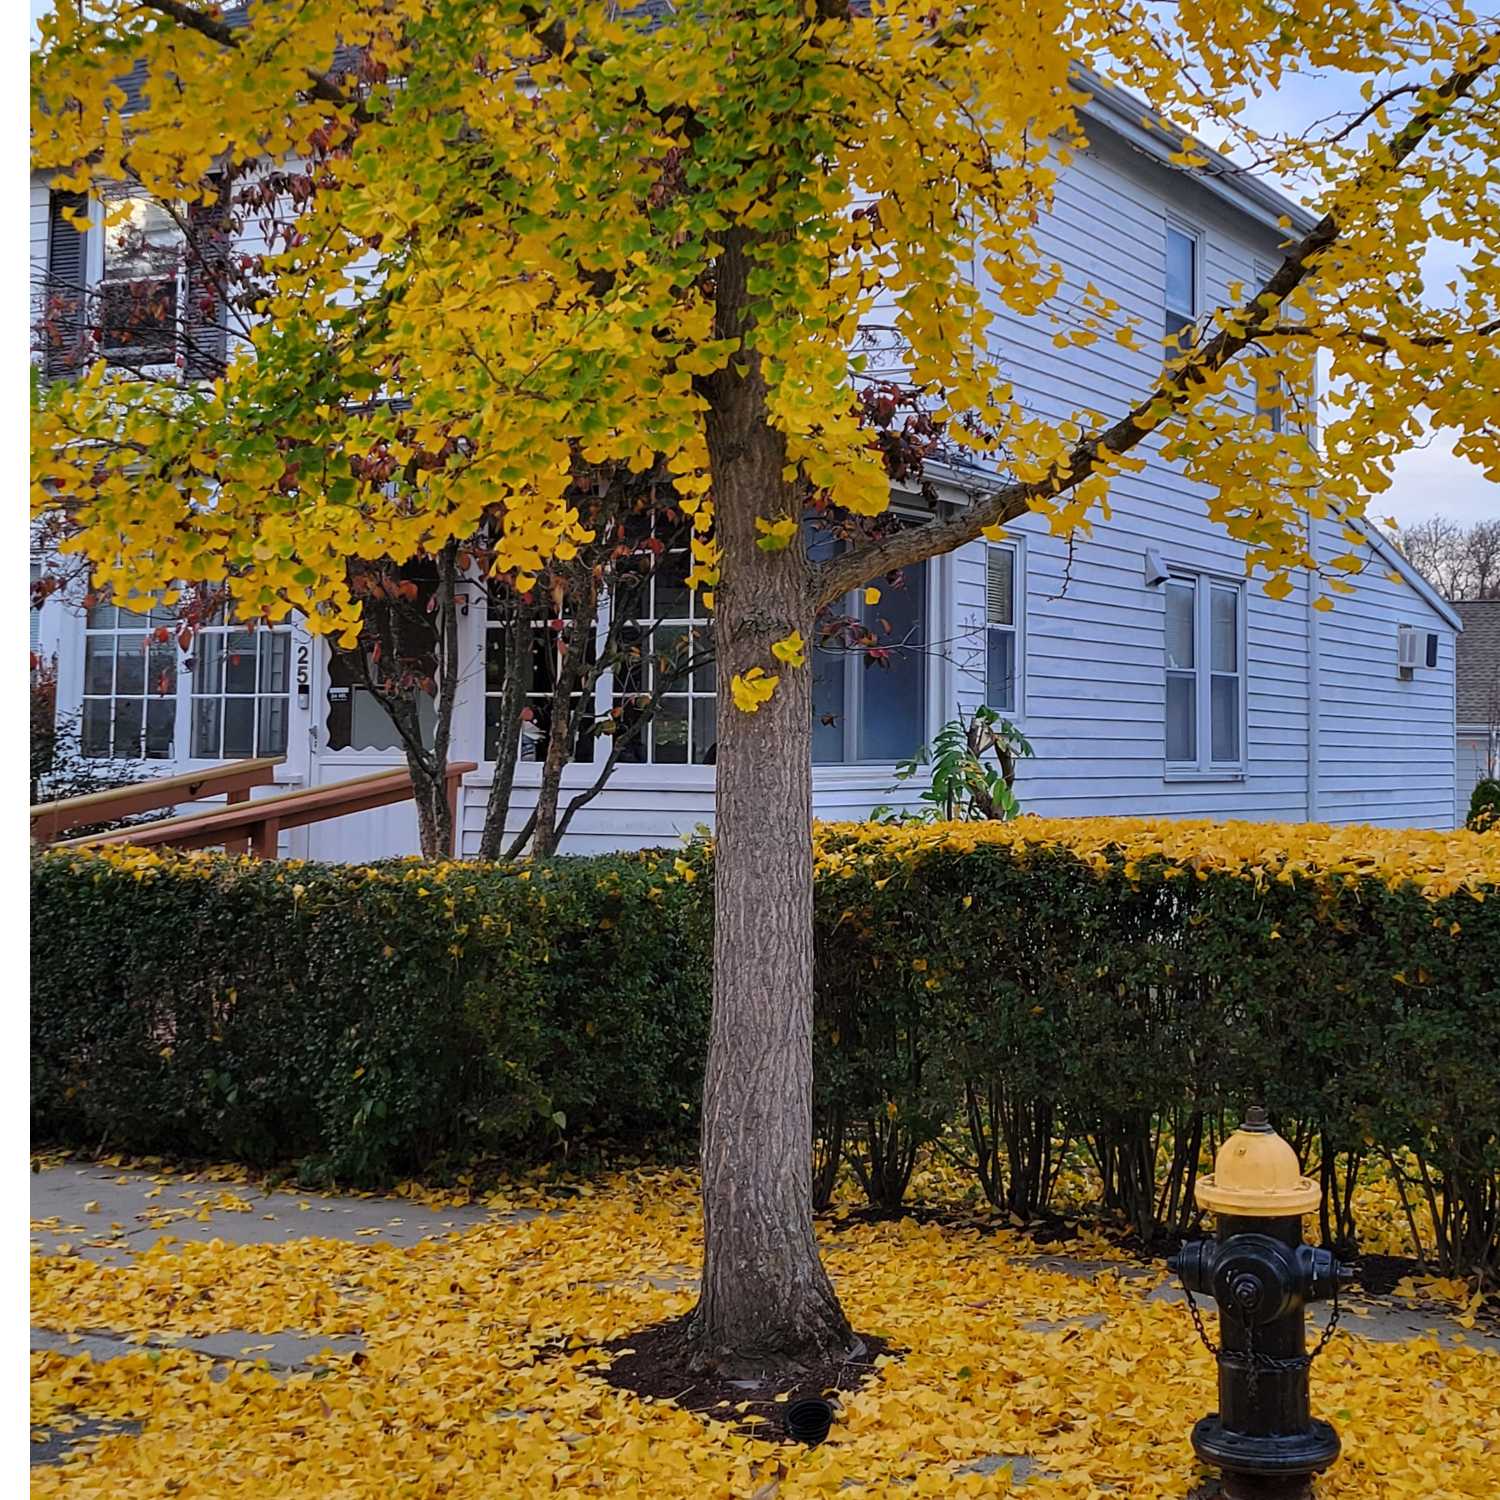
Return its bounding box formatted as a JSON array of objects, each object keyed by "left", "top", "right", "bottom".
[
  {"left": 31, "top": 756, "right": 284, "bottom": 844},
  {"left": 50, "top": 762, "right": 476, "bottom": 859}
]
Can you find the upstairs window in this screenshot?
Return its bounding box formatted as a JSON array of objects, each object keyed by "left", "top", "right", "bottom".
[
  {"left": 1165, "top": 573, "right": 1245, "bottom": 772},
  {"left": 101, "top": 193, "right": 180, "bottom": 366},
  {"left": 1164, "top": 224, "right": 1199, "bottom": 353},
  {"left": 985, "top": 544, "right": 1020, "bottom": 713}
]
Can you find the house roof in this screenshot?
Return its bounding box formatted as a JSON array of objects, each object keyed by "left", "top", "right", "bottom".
[
  {"left": 1072, "top": 67, "right": 1321, "bottom": 239},
  {"left": 1455, "top": 599, "right": 1500, "bottom": 725}
]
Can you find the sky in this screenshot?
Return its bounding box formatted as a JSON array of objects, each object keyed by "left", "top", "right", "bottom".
[{"left": 26, "top": 1, "right": 1499, "bottom": 530}]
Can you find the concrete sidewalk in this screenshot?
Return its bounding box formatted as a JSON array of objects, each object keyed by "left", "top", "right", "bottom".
[{"left": 31, "top": 1159, "right": 1498, "bottom": 1476}]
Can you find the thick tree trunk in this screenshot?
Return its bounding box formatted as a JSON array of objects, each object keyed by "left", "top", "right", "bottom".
[{"left": 685, "top": 229, "right": 853, "bottom": 1373}]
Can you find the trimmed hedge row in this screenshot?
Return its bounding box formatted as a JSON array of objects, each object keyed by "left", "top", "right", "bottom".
[
  {"left": 30, "top": 849, "right": 709, "bottom": 1182},
  {"left": 31, "top": 818, "right": 1500, "bottom": 1272},
  {"left": 810, "top": 821, "right": 1500, "bottom": 1273}
]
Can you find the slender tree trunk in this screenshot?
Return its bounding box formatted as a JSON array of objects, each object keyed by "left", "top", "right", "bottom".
[
  {"left": 478, "top": 611, "right": 533, "bottom": 861},
  {"left": 685, "top": 228, "right": 853, "bottom": 1373}
]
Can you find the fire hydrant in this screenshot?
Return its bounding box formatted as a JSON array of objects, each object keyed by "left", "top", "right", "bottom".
[{"left": 1166, "top": 1107, "right": 1351, "bottom": 1500}]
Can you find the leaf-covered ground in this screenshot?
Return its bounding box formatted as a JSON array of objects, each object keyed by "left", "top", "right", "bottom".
[{"left": 30, "top": 1167, "right": 1499, "bottom": 1498}]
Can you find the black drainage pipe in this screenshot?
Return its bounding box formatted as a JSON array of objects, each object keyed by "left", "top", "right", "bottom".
[{"left": 785, "top": 1397, "right": 834, "bottom": 1446}]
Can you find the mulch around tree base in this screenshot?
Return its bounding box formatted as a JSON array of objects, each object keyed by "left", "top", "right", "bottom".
[{"left": 593, "top": 1317, "right": 896, "bottom": 1443}]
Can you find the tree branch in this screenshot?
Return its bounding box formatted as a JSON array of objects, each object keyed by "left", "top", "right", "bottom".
[
  {"left": 136, "top": 0, "right": 372, "bottom": 120},
  {"left": 816, "top": 43, "right": 1500, "bottom": 606}
]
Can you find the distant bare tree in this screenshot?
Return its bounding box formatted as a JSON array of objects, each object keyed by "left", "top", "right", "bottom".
[
  {"left": 1397, "top": 515, "right": 1500, "bottom": 600},
  {"left": 1464, "top": 519, "right": 1500, "bottom": 601}
]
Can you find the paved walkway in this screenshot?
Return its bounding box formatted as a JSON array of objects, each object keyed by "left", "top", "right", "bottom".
[{"left": 31, "top": 1159, "right": 1497, "bottom": 1475}]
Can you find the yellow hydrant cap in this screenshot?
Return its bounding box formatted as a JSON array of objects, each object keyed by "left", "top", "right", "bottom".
[{"left": 1195, "top": 1107, "right": 1319, "bottom": 1217}]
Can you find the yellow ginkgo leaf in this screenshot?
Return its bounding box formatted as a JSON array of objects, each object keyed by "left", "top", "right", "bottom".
[
  {"left": 864, "top": 587, "right": 881, "bottom": 605},
  {"left": 730, "top": 667, "right": 779, "bottom": 712},
  {"left": 770, "top": 630, "right": 806, "bottom": 667}
]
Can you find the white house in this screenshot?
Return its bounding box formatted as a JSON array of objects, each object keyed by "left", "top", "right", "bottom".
[{"left": 29, "top": 71, "right": 1462, "bottom": 857}]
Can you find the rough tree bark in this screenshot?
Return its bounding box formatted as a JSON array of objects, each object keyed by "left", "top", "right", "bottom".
[{"left": 685, "top": 228, "right": 855, "bottom": 1372}]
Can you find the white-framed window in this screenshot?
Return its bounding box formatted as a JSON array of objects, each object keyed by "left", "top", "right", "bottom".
[
  {"left": 985, "top": 543, "right": 1020, "bottom": 713},
  {"left": 190, "top": 622, "right": 291, "bottom": 759},
  {"left": 100, "top": 191, "right": 180, "bottom": 366},
  {"left": 81, "top": 598, "right": 179, "bottom": 759},
  {"left": 1165, "top": 573, "right": 1245, "bottom": 771},
  {"left": 483, "top": 612, "right": 598, "bottom": 764},
  {"left": 813, "top": 555, "right": 931, "bottom": 764},
  {"left": 1164, "top": 222, "right": 1200, "bottom": 351},
  {"left": 609, "top": 538, "right": 715, "bottom": 765}
]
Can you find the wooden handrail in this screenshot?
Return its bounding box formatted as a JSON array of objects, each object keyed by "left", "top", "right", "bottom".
[
  {"left": 52, "top": 762, "right": 477, "bottom": 859},
  {"left": 31, "top": 756, "right": 285, "bottom": 843}
]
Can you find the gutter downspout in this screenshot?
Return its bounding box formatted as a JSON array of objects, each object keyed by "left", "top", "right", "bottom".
[{"left": 1305, "top": 510, "right": 1320, "bottom": 823}]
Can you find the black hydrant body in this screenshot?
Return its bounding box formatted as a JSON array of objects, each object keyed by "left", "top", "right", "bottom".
[{"left": 1167, "top": 1109, "right": 1351, "bottom": 1500}]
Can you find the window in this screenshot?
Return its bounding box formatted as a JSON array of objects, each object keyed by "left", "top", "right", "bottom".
[
  {"left": 985, "top": 544, "right": 1019, "bottom": 712},
  {"left": 1164, "top": 224, "right": 1199, "bottom": 351},
  {"left": 813, "top": 557, "right": 930, "bottom": 763},
  {"left": 101, "top": 193, "right": 180, "bottom": 364},
  {"left": 191, "top": 622, "right": 291, "bottom": 758},
  {"left": 484, "top": 613, "right": 598, "bottom": 764},
  {"left": 81, "top": 598, "right": 179, "bottom": 760},
  {"left": 1165, "top": 574, "right": 1244, "bottom": 771},
  {"left": 608, "top": 539, "right": 715, "bottom": 765}
]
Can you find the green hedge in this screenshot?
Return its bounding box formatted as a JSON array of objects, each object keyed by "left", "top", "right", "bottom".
[
  {"left": 30, "top": 849, "right": 709, "bottom": 1182},
  {"left": 31, "top": 820, "right": 1500, "bottom": 1274}
]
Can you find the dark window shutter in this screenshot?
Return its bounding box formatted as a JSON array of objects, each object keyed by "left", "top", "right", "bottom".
[
  {"left": 183, "top": 190, "right": 229, "bottom": 380},
  {"left": 45, "top": 191, "right": 88, "bottom": 377}
]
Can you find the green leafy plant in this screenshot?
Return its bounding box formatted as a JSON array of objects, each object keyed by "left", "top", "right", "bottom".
[
  {"left": 1468, "top": 777, "right": 1500, "bottom": 833},
  {"left": 887, "top": 706, "right": 1035, "bottom": 823}
]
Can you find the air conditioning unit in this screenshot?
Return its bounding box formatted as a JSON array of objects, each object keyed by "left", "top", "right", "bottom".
[
  {"left": 1396, "top": 625, "right": 1438, "bottom": 673},
  {"left": 1397, "top": 625, "right": 1422, "bottom": 670}
]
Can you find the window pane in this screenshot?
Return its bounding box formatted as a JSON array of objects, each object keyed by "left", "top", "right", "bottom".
[
  {"left": 257, "top": 696, "right": 288, "bottom": 756},
  {"left": 1211, "top": 676, "right": 1240, "bottom": 763},
  {"left": 1166, "top": 227, "right": 1195, "bottom": 316},
  {"left": 260, "top": 633, "right": 290, "bottom": 694},
  {"left": 86, "top": 601, "right": 117, "bottom": 629},
  {"left": 1166, "top": 672, "right": 1196, "bottom": 762},
  {"left": 986, "top": 627, "right": 1016, "bottom": 711},
  {"left": 1165, "top": 581, "right": 1195, "bottom": 669},
  {"left": 654, "top": 549, "right": 690, "bottom": 620},
  {"left": 655, "top": 625, "right": 690, "bottom": 690},
  {"left": 223, "top": 697, "right": 255, "bottom": 759},
  {"left": 610, "top": 700, "right": 648, "bottom": 764},
  {"left": 84, "top": 637, "right": 115, "bottom": 694},
  {"left": 81, "top": 699, "right": 112, "bottom": 757},
  {"left": 859, "top": 564, "right": 927, "bottom": 761},
  {"left": 148, "top": 641, "right": 177, "bottom": 697},
  {"left": 811, "top": 642, "right": 845, "bottom": 763},
  {"left": 223, "top": 631, "right": 257, "bottom": 694},
  {"left": 654, "top": 696, "right": 689, "bottom": 764},
  {"left": 114, "top": 639, "right": 146, "bottom": 696},
  {"left": 1211, "top": 587, "right": 1238, "bottom": 673},
  {"left": 192, "top": 699, "right": 222, "bottom": 758},
  {"left": 145, "top": 698, "right": 175, "bottom": 759},
  {"left": 986, "top": 547, "right": 1014, "bottom": 627},
  {"left": 113, "top": 698, "right": 143, "bottom": 758},
  {"left": 194, "top": 634, "right": 225, "bottom": 694},
  {"left": 692, "top": 697, "right": 717, "bottom": 765}
]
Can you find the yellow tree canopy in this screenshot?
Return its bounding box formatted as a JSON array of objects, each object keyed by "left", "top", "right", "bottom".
[{"left": 31, "top": 0, "right": 1500, "bottom": 639}]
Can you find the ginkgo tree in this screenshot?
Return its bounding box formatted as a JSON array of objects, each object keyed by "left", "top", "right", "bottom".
[{"left": 32, "top": 0, "right": 1500, "bottom": 1372}]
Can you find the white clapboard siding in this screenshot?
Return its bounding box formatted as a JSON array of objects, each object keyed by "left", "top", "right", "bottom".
[{"left": 31, "top": 96, "right": 1463, "bottom": 854}]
